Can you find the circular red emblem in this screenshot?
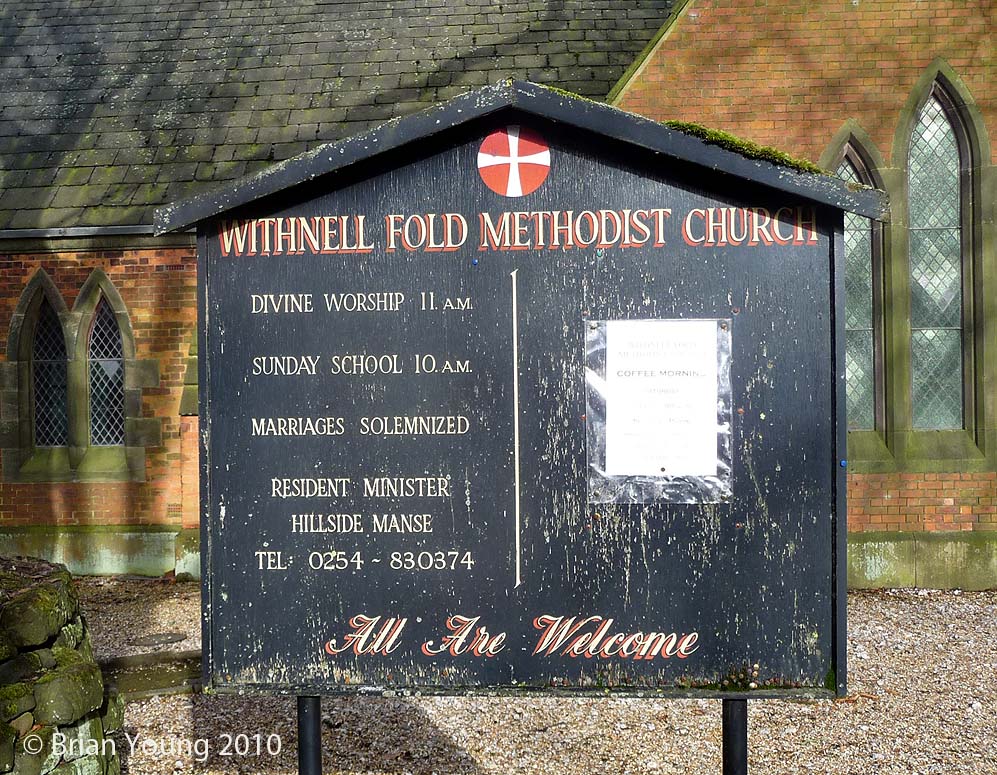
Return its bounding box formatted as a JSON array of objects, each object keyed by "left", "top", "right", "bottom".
[{"left": 477, "top": 126, "right": 551, "bottom": 197}]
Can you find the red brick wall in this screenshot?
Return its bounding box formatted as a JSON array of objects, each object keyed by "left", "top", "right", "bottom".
[
  {"left": 180, "top": 418, "right": 199, "bottom": 530},
  {"left": 618, "top": 0, "right": 995, "bottom": 165},
  {"left": 848, "top": 473, "right": 997, "bottom": 533},
  {"left": 0, "top": 247, "right": 197, "bottom": 528},
  {"left": 620, "top": 0, "right": 997, "bottom": 535}
]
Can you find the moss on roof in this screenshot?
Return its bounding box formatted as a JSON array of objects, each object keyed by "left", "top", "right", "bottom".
[
  {"left": 531, "top": 83, "right": 822, "bottom": 173},
  {"left": 663, "top": 121, "right": 825, "bottom": 174},
  {"left": 0, "top": 0, "right": 675, "bottom": 230}
]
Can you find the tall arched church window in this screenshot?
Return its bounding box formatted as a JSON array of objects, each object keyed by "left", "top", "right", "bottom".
[
  {"left": 88, "top": 298, "right": 125, "bottom": 446},
  {"left": 837, "top": 154, "right": 879, "bottom": 430},
  {"left": 908, "top": 93, "right": 965, "bottom": 430},
  {"left": 32, "top": 298, "right": 68, "bottom": 446}
]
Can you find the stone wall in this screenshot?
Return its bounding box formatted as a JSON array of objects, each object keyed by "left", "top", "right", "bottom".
[{"left": 0, "top": 557, "right": 122, "bottom": 775}]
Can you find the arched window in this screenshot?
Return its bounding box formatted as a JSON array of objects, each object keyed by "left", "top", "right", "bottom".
[
  {"left": 908, "top": 91, "right": 966, "bottom": 430},
  {"left": 5, "top": 269, "right": 161, "bottom": 483},
  {"left": 87, "top": 297, "right": 125, "bottom": 446},
  {"left": 31, "top": 298, "right": 68, "bottom": 446},
  {"left": 837, "top": 151, "right": 880, "bottom": 431}
]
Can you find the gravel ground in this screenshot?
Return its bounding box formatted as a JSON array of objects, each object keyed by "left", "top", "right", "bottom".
[
  {"left": 77, "top": 576, "right": 201, "bottom": 659},
  {"left": 76, "top": 581, "right": 997, "bottom": 774}
]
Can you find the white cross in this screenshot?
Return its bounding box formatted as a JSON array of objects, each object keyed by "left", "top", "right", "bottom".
[{"left": 477, "top": 126, "right": 551, "bottom": 197}]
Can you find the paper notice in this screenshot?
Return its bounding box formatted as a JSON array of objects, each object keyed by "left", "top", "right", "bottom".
[{"left": 604, "top": 319, "right": 719, "bottom": 477}]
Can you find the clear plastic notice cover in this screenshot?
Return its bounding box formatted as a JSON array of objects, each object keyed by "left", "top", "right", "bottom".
[{"left": 586, "top": 318, "right": 733, "bottom": 504}]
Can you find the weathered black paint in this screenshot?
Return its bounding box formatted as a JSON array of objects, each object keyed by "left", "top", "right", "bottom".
[{"left": 176, "top": 85, "right": 867, "bottom": 698}]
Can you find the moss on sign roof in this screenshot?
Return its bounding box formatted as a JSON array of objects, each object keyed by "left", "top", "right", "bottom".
[{"left": 663, "top": 121, "right": 826, "bottom": 175}]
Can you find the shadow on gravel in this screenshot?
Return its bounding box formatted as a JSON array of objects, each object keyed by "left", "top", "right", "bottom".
[
  {"left": 318, "top": 696, "right": 484, "bottom": 775},
  {"left": 112, "top": 692, "right": 485, "bottom": 774}
]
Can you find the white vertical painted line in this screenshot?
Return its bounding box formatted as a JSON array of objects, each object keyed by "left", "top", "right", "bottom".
[{"left": 511, "top": 269, "right": 522, "bottom": 588}]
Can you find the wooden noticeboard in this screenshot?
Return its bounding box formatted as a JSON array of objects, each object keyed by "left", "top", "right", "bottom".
[{"left": 156, "top": 82, "right": 886, "bottom": 698}]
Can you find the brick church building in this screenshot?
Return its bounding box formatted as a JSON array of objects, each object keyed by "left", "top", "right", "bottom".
[
  {"left": 1, "top": 0, "right": 993, "bottom": 587},
  {"left": 614, "top": 0, "right": 994, "bottom": 587}
]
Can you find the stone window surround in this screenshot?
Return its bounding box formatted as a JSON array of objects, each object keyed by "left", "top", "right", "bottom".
[
  {"left": 837, "top": 144, "right": 886, "bottom": 433},
  {"left": 1, "top": 268, "right": 162, "bottom": 482},
  {"left": 822, "top": 60, "right": 994, "bottom": 475}
]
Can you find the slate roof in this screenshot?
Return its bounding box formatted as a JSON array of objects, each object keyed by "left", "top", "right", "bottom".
[{"left": 0, "top": 0, "right": 673, "bottom": 232}]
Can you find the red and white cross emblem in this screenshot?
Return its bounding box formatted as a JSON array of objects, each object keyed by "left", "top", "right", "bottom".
[{"left": 477, "top": 126, "right": 551, "bottom": 197}]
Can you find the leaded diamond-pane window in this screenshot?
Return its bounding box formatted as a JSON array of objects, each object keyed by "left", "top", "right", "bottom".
[
  {"left": 838, "top": 158, "right": 875, "bottom": 430},
  {"left": 88, "top": 299, "right": 125, "bottom": 446},
  {"left": 32, "top": 299, "right": 68, "bottom": 446},
  {"left": 909, "top": 95, "right": 963, "bottom": 430}
]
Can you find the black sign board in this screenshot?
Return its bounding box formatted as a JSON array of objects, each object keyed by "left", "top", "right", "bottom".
[{"left": 158, "top": 83, "right": 886, "bottom": 698}]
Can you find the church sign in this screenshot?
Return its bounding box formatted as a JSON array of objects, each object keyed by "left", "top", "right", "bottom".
[{"left": 156, "top": 83, "right": 885, "bottom": 698}]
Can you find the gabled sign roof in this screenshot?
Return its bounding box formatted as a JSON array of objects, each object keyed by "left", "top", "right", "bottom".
[{"left": 154, "top": 81, "right": 887, "bottom": 234}]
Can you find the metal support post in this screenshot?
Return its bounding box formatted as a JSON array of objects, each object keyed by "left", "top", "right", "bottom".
[
  {"left": 722, "top": 698, "right": 748, "bottom": 775},
  {"left": 297, "top": 695, "right": 322, "bottom": 775}
]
